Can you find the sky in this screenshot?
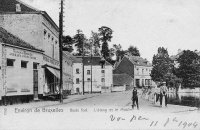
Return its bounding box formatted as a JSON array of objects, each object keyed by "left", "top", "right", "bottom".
[{"left": 21, "top": 0, "right": 200, "bottom": 61}]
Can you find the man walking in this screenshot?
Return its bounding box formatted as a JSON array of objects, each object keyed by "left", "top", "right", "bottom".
[{"left": 132, "top": 86, "right": 139, "bottom": 109}]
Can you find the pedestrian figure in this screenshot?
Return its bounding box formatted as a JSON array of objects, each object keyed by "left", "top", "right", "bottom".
[
  {"left": 132, "top": 86, "right": 139, "bottom": 109},
  {"left": 160, "top": 82, "right": 168, "bottom": 107}
]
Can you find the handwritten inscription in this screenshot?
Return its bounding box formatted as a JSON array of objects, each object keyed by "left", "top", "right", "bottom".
[{"left": 109, "top": 114, "right": 198, "bottom": 129}]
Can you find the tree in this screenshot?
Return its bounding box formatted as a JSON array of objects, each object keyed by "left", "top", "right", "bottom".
[
  {"left": 98, "top": 26, "right": 113, "bottom": 60},
  {"left": 175, "top": 50, "right": 200, "bottom": 88},
  {"left": 150, "top": 47, "right": 173, "bottom": 83},
  {"left": 62, "top": 35, "right": 74, "bottom": 53},
  {"left": 110, "top": 44, "right": 126, "bottom": 61},
  {"left": 91, "top": 31, "right": 101, "bottom": 56},
  {"left": 127, "top": 46, "right": 140, "bottom": 56},
  {"left": 73, "top": 29, "right": 87, "bottom": 56}
]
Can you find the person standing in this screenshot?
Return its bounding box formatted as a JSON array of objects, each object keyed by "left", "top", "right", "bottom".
[
  {"left": 132, "top": 86, "right": 139, "bottom": 109},
  {"left": 162, "top": 82, "right": 168, "bottom": 107},
  {"left": 160, "top": 82, "right": 168, "bottom": 107}
]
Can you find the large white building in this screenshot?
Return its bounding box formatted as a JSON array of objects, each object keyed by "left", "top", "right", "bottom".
[
  {"left": 73, "top": 56, "right": 113, "bottom": 94},
  {"left": 0, "top": 0, "right": 73, "bottom": 104}
]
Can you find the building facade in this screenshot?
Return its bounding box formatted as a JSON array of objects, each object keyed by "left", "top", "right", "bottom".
[
  {"left": 0, "top": 0, "right": 72, "bottom": 101},
  {"left": 73, "top": 56, "right": 113, "bottom": 94},
  {"left": 62, "top": 51, "right": 73, "bottom": 95},
  {"left": 0, "top": 27, "right": 43, "bottom": 105},
  {"left": 114, "top": 55, "right": 155, "bottom": 88}
]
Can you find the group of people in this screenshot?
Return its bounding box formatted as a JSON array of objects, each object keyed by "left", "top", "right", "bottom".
[
  {"left": 155, "top": 82, "right": 168, "bottom": 107},
  {"left": 131, "top": 82, "right": 168, "bottom": 109}
]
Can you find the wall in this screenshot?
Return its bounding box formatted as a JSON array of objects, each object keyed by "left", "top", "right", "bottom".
[
  {"left": 84, "top": 65, "right": 113, "bottom": 93},
  {"left": 2, "top": 46, "right": 43, "bottom": 97},
  {"left": 73, "top": 63, "right": 83, "bottom": 94},
  {"left": 134, "top": 65, "right": 153, "bottom": 87},
  {"left": 63, "top": 53, "right": 73, "bottom": 92},
  {"left": 112, "top": 85, "right": 126, "bottom": 92},
  {"left": 0, "top": 13, "right": 59, "bottom": 60},
  {"left": 42, "top": 16, "right": 59, "bottom": 61},
  {"left": 0, "top": 14, "right": 43, "bottom": 50},
  {"left": 0, "top": 44, "right": 2, "bottom": 100}
]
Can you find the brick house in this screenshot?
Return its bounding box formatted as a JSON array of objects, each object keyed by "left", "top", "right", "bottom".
[{"left": 113, "top": 54, "right": 155, "bottom": 88}]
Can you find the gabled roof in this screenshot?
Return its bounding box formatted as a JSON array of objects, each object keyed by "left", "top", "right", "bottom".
[
  {"left": 125, "top": 55, "right": 152, "bottom": 67},
  {"left": 75, "top": 56, "right": 112, "bottom": 66},
  {"left": 0, "top": 27, "right": 42, "bottom": 51},
  {"left": 0, "top": 0, "right": 39, "bottom": 12},
  {"left": 113, "top": 74, "right": 134, "bottom": 86}
]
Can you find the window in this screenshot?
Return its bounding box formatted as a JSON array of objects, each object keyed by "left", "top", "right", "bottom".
[
  {"left": 21, "top": 61, "right": 28, "bottom": 68},
  {"left": 76, "top": 68, "right": 80, "bottom": 74},
  {"left": 101, "top": 64, "right": 105, "bottom": 69},
  {"left": 33, "top": 63, "right": 38, "bottom": 69},
  {"left": 101, "top": 78, "right": 105, "bottom": 82},
  {"left": 52, "top": 37, "right": 54, "bottom": 41},
  {"left": 44, "top": 30, "right": 47, "bottom": 37},
  {"left": 101, "top": 70, "right": 105, "bottom": 73},
  {"left": 145, "top": 79, "right": 148, "bottom": 85},
  {"left": 142, "top": 69, "right": 144, "bottom": 74},
  {"left": 87, "top": 78, "right": 90, "bottom": 81},
  {"left": 142, "top": 79, "right": 144, "bottom": 86},
  {"left": 7, "top": 59, "right": 15, "bottom": 67},
  {"left": 48, "top": 33, "right": 51, "bottom": 39},
  {"left": 87, "top": 70, "right": 90, "bottom": 75},
  {"left": 76, "top": 78, "right": 80, "bottom": 84}
]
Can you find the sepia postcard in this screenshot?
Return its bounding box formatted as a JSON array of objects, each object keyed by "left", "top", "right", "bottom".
[{"left": 0, "top": 0, "right": 200, "bottom": 130}]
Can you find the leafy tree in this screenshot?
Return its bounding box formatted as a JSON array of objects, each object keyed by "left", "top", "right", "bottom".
[
  {"left": 110, "top": 44, "right": 126, "bottom": 61},
  {"left": 91, "top": 31, "right": 101, "bottom": 56},
  {"left": 73, "top": 29, "right": 87, "bottom": 56},
  {"left": 175, "top": 50, "right": 200, "bottom": 88},
  {"left": 127, "top": 46, "right": 140, "bottom": 56},
  {"left": 98, "top": 26, "right": 113, "bottom": 60},
  {"left": 150, "top": 47, "right": 173, "bottom": 83},
  {"left": 62, "top": 35, "right": 74, "bottom": 53}
]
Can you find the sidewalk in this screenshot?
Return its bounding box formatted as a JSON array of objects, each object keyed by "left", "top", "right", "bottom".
[{"left": 1, "top": 93, "right": 101, "bottom": 109}]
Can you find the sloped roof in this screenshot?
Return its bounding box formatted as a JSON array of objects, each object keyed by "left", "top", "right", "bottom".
[
  {"left": 0, "top": 0, "right": 39, "bottom": 12},
  {"left": 113, "top": 74, "right": 134, "bottom": 86},
  {"left": 0, "top": 27, "right": 41, "bottom": 51},
  {"left": 75, "top": 56, "right": 112, "bottom": 66},
  {"left": 125, "top": 55, "right": 152, "bottom": 67},
  {"left": 63, "top": 51, "right": 82, "bottom": 63}
]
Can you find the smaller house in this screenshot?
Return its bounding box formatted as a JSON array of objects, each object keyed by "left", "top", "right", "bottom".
[
  {"left": 114, "top": 54, "right": 155, "bottom": 88},
  {"left": 113, "top": 74, "right": 134, "bottom": 92}
]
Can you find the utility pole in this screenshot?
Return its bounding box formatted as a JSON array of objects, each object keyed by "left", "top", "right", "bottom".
[
  {"left": 59, "top": 0, "right": 64, "bottom": 103},
  {"left": 80, "top": 30, "right": 85, "bottom": 95},
  {"left": 90, "top": 39, "right": 93, "bottom": 94}
]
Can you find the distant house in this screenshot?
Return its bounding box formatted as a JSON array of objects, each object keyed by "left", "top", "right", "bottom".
[
  {"left": 73, "top": 56, "right": 113, "bottom": 94},
  {"left": 113, "top": 74, "right": 134, "bottom": 92},
  {"left": 113, "top": 54, "right": 155, "bottom": 88}
]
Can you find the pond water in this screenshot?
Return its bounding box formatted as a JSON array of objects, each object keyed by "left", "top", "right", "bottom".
[{"left": 168, "top": 93, "right": 200, "bottom": 107}]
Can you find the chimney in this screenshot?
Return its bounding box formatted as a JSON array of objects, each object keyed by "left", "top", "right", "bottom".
[{"left": 16, "top": 4, "right": 21, "bottom": 12}]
